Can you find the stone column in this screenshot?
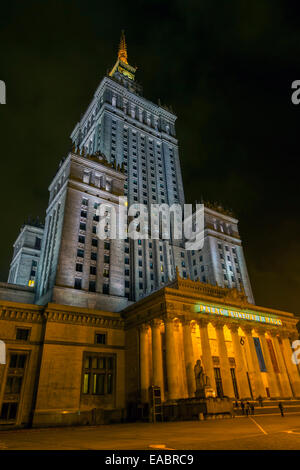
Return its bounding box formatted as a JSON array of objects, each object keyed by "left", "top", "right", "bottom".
[
  {"left": 214, "top": 321, "right": 235, "bottom": 397},
  {"left": 244, "top": 326, "right": 266, "bottom": 398},
  {"left": 198, "top": 318, "right": 215, "bottom": 391},
  {"left": 139, "top": 324, "right": 150, "bottom": 403},
  {"left": 257, "top": 328, "right": 281, "bottom": 398},
  {"left": 151, "top": 319, "right": 164, "bottom": 401},
  {"left": 182, "top": 319, "right": 196, "bottom": 398},
  {"left": 270, "top": 332, "right": 293, "bottom": 397},
  {"left": 164, "top": 316, "right": 180, "bottom": 400},
  {"left": 279, "top": 333, "right": 300, "bottom": 397},
  {"left": 228, "top": 324, "right": 250, "bottom": 398}
]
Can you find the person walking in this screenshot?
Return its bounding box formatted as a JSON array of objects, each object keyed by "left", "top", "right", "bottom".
[
  {"left": 250, "top": 403, "right": 255, "bottom": 415},
  {"left": 245, "top": 402, "right": 250, "bottom": 417},
  {"left": 240, "top": 401, "right": 245, "bottom": 415},
  {"left": 278, "top": 402, "right": 284, "bottom": 417},
  {"left": 258, "top": 395, "right": 263, "bottom": 407}
]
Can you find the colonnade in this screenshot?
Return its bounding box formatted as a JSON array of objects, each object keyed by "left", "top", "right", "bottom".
[{"left": 139, "top": 315, "right": 300, "bottom": 402}]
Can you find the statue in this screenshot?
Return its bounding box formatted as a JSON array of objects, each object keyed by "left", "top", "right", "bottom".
[
  {"left": 194, "top": 359, "right": 214, "bottom": 398},
  {"left": 194, "top": 359, "right": 205, "bottom": 391}
]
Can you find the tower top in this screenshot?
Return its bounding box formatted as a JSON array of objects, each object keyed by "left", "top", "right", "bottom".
[
  {"left": 109, "top": 31, "right": 137, "bottom": 81},
  {"left": 118, "top": 30, "right": 128, "bottom": 64}
]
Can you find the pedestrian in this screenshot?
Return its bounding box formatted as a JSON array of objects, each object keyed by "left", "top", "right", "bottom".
[
  {"left": 258, "top": 395, "right": 263, "bottom": 407},
  {"left": 245, "top": 403, "right": 250, "bottom": 417},
  {"left": 278, "top": 402, "right": 284, "bottom": 417},
  {"left": 250, "top": 403, "right": 255, "bottom": 415},
  {"left": 234, "top": 400, "right": 239, "bottom": 408},
  {"left": 240, "top": 401, "right": 245, "bottom": 415}
]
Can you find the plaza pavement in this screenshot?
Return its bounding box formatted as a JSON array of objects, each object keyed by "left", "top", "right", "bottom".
[{"left": 0, "top": 413, "right": 300, "bottom": 450}]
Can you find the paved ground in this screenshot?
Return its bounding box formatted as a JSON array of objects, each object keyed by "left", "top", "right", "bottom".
[{"left": 0, "top": 413, "right": 300, "bottom": 450}]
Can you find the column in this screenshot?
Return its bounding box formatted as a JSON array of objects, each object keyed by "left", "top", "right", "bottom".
[
  {"left": 182, "top": 319, "right": 196, "bottom": 398},
  {"left": 214, "top": 321, "right": 235, "bottom": 397},
  {"left": 257, "top": 328, "right": 281, "bottom": 398},
  {"left": 270, "top": 332, "right": 293, "bottom": 397},
  {"left": 164, "top": 316, "right": 180, "bottom": 400},
  {"left": 139, "top": 324, "right": 150, "bottom": 403},
  {"left": 151, "top": 319, "right": 164, "bottom": 401},
  {"left": 228, "top": 324, "right": 251, "bottom": 399},
  {"left": 279, "top": 333, "right": 300, "bottom": 397},
  {"left": 244, "top": 326, "right": 266, "bottom": 398},
  {"left": 198, "top": 318, "right": 215, "bottom": 390}
]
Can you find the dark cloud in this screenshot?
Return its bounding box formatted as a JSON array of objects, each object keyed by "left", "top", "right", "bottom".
[{"left": 1, "top": 0, "right": 300, "bottom": 315}]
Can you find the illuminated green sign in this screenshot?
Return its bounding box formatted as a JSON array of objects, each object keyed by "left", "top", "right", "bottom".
[{"left": 194, "top": 303, "right": 282, "bottom": 326}]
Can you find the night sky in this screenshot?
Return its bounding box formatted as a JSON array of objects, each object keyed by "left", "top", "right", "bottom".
[{"left": 1, "top": 0, "right": 300, "bottom": 315}]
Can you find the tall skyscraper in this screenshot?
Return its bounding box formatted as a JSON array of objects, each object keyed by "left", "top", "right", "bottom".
[
  {"left": 70, "top": 32, "right": 254, "bottom": 303},
  {"left": 7, "top": 32, "right": 254, "bottom": 306}
]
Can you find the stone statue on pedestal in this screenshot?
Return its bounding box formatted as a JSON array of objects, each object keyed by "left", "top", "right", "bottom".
[{"left": 194, "top": 359, "right": 214, "bottom": 398}]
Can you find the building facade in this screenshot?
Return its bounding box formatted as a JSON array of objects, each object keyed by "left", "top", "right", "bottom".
[
  {"left": 34, "top": 150, "right": 128, "bottom": 312},
  {"left": 0, "top": 274, "right": 299, "bottom": 427},
  {"left": 69, "top": 32, "right": 254, "bottom": 303},
  {"left": 8, "top": 221, "right": 44, "bottom": 288},
  {"left": 0, "top": 33, "right": 299, "bottom": 428}
]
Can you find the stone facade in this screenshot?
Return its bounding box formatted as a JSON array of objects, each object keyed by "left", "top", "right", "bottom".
[
  {"left": 0, "top": 300, "right": 125, "bottom": 427},
  {"left": 1, "top": 34, "right": 299, "bottom": 428},
  {"left": 34, "top": 152, "right": 129, "bottom": 312},
  {"left": 8, "top": 224, "right": 44, "bottom": 287},
  {"left": 123, "top": 273, "right": 300, "bottom": 406},
  {"left": 0, "top": 275, "right": 299, "bottom": 428}
]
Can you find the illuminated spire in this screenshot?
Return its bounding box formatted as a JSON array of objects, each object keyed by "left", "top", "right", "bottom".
[{"left": 118, "top": 30, "right": 128, "bottom": 64}]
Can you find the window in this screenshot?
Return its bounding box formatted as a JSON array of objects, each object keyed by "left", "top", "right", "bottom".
[
  {"left": 16, "top": 328, "right": 30, "bottom": 341},
  {"left": 82, "top": 354, "right": 114, "bottom": 396},
  {"left": 103, "top": 284, "right": 109, "bottom": 294},
  {"left": 82, "top": 198, "right": 89, "bottom": 206},
  {"left": 81, "top": 210, "right": 87, "bottom": 218},
  {"left": 80, "top": 223, "right": 86, "bottom": 231},
  {"left": 104, "top": 242, "right": 110, "bottom": 250},
  {"left": 104, "top": 255, "right": 110, "bottom": 264},
  {"left": 89, "top": 281, "right": 96, "bottom": 292},
  {"left": 77, "top": 249, "right": 84, "bottom": 258},
  {"left": 0, "top": 403, "right": 19, "bottom": 420},
  {"left": 91, "top": 252, "right": 97, "bottom": 261},
  {"left": 95, "top": 333, "right": 106, "bottom": 345},
  {"left": 74, "top": 278, "right": 82, "bottom": 290},
  {"left": 78, "top": 235, "right": 85, "bottom": 244},
  {"left": 92, "top": 238, "right": 98, "bottom": 247},
  {"left": 90, "top": 266, "right": 96, "bottom": 275},
  {"left": 76, "top": 263, "right": 83, "bottom": 272},
  {"left": 34, "top": 237, "right": 41, "bottom": 250}
]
